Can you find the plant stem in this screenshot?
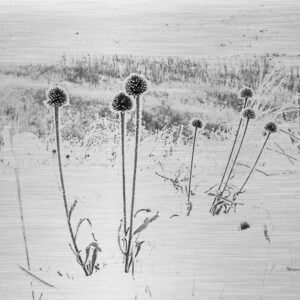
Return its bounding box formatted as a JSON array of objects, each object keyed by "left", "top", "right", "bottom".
[
  {"left": 211, "top": 98, "right": 248, "bottom": 210},
  {"left": 238, "top": 132, "right": 270, "bottom": 193},
  {"left": 54, "top": 106, "right": 88, "bottom": 276},
  {"left": 221, "top": 118, "right": 250, "bottom": 194},
  {"left": 125, "top": 95, "right": 140, "bottom": 274},
  {"left": 9, "top": 128, "right": 35, "bottom": 300},
  {"left": 187, "top": 127, "right": 197, "bottom": 204},
  {"left": 120, "top": 112, "right": 127, "bottom": 234}
]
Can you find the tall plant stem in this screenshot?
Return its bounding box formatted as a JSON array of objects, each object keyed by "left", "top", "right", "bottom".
[
  {"left": 125, "top": 95, "right": 140, "bottom": 274},
  {"left": 211, "top": 98, "right": 248, "bottom": 210},
  {"left": 54, "top": 106, "right": 88, "bottom": 276},
  {"left": 238, "top": 132, "right": 270, "bottom": 194},
  {"left": 221, "top": 118, "right": 250, "bottom": 194},
  {"left": 9, "top": 128, "right": 35, "bottom": 300},
  {"left": 187, "top": 127, "right": 198, "bottom": 204},
  {"left": 120, "top": 112, "right": 127, "bottom": 234}
]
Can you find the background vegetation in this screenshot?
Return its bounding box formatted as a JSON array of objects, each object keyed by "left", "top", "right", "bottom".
[{"left": 0, "top": 53, "right": 299, "bottom": 142}]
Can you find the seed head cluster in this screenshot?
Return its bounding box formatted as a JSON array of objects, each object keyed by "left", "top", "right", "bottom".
[
  {"left": 112, "top": 93, "right": 133, "bottom": 112},
  {"left": 264, "top": 121, "right": 277, "bottom": 133},
  {"left": 125, "top": 74, "right": 148, "bottom": 96},
  {"left": 239, "top": 87, "right": 254, "bottom": 99},
  {"left": 191, "top": 118, "right": 203, "bottom": 128},
  {"left": 242, "top": 108, "right": 256, "bottom": 120},
  {"left": 45, "top": 86, "right": 69, "bottom": 107}
]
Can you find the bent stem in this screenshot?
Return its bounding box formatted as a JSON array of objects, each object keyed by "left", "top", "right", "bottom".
[
  {"left": 120, "top": 112, "right": 127, "bottom": 234},
  {"left": 237, "top": 132, "right": 271, "bottom": 194},
  {"left": 187, "top": 127, "right": 198, "bottom": 215},
  {"left": 211, "top": 98, "right": 248, "bottom": 210},
  {"left": 221, "top": 118, "right": 250, "bottom": 196},
  {"left": 9, "top": 129, "right": 35, "bottom": 300},
  {"left": 125, "top": 95, "right": 141, "bottom": 274},
  {"left": 54, "top": 106, "right": 88, "bottom": 276}
]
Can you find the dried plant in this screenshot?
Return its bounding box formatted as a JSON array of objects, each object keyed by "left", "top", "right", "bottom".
[
  {"left": 115, "top": 73, "right": 159, "bottom": 275},
  {"left": 8, "top": 128, "right": 38, "bottom": 300},
  {"left": 221, "top": 108, "right": 256, "bottom": 189},
  {"left": 210, "top": 87, "right": 254, "bottom": 213},
  {"left": 239, "top": 221, "right": 250, "bottom": 231},
  {"left": 118, "top": 210, "right": 159, "bottom": 276},
  {"left": 235, "top": 121, "right": 278, "bottom": 195},
  {"left": 111, "top": 92, "right": 133, "bottom": 241},
  {"left": 186, "top": 118, "right": 203, "bottom": 216},
  {"left": 45, "top": 86, "right": 100, "bottom": 276},
  {"left": 124, "top": 73, "right": 147, "bottom": 274},
  {"left": 210, "top": 107, "right": 256, "bottom": 215},
  {"left": 211, "top": 121, "right": 278, "bottom": 215}
]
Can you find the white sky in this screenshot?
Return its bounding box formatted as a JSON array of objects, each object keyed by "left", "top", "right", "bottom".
[{"left": 0, "top": 0, "right": 299, "bottom": 62}]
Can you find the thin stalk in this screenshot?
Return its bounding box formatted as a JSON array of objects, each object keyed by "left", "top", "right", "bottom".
[
  {"left": 238, "top": 132, "right": 270, "bottom": 193},
  {"left": 187, "top": 127, "right": 198, "bottom": 204},
  {"left": 9, "top": 129, "right": 35, "bottom": 300},
  {"left": 279, "top": 129, "right": 300, "bottom": 141},
  {"left": 221, "top": 118, "right": 250, "bottom": 194},
  {"left": 54, "top": 106, "right": 88, "bottom": 276},
  {"left": 211, "top": 98, "right": 248, "bottom": 209},
  {"left": 125, "top": 95, "right": 140, "bottom": 274},
  {"left": 120, "top": 112, "right": 127, "bottom": 234}
]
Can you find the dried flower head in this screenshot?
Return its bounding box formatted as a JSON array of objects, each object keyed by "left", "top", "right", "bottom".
[
  {"left": 125, "top": 73, "right": 148, "bottom": 96},
  {"left": 112, "top": 93, "right": 133, "bottom": 112},
  {"left": 239, "top": 87, "right": 254, "bottom": 99},
  {"left": 239, "top": 221, "right": 250, "bottom": 231},
  {"left": 45, "top": 86, "right": 69, "bottom": 107},
  {"left": 264, "top": 121, "right": 277, "bottom": 133},
  {"left": 242, "top": 108, "right": 256, "bottom": 120},
  {"left": 191, "top": 118, "right": 203, "bottom": 128}
]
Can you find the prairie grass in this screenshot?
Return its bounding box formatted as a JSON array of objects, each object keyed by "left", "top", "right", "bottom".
[{"left": 1, "top": 54, "right": 299, "bottom": 141}]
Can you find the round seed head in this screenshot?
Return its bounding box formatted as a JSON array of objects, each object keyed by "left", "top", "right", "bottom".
[
  {"left": 191, "top": 118, "right": 203, "bottom": 128},
  {"left": 264, "top": 121, "right": 277, "bottom": 133},
  {"left": 242, "top": 108, "right": 256, "bottom": 120},
  {"left": 125, "top": 73, "right": 148, "bottom": 96},
  {"left": 112, "top": 93, "right": 133, "bottom": 112},
  {"left": 239, "top": 87, "right": 254, "bottom": 99},
  {"left": 45, "top": 86, "right": 69, "bottom": 107}
]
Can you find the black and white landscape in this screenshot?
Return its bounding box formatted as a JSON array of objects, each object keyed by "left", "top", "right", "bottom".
[{"left": 0, "top": 0, "right": 299, "bottom": 299}]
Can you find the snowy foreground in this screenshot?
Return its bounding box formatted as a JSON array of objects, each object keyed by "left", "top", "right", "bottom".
[{"left": 0, "top": 128, "right": 300, "bottom": 300}]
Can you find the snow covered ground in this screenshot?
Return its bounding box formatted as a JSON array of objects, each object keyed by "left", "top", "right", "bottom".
[{"left": 0, "top": 124, "right": 299, "bottom": 300}]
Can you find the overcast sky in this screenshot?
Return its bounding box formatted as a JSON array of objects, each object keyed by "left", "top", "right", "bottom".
[{"left": 0, "top": 0, "right": 299, "bottom": 62}]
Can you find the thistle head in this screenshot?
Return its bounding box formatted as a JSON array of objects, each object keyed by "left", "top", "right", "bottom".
[
  {"left": 264, "top": 121, "right": 277, "bottom": 133},
  {"left": 242, "top": 108, "right": 256, "bottom": 120},
  {"left": 112, "top": 93, "right": 133, "bottom": 112},
  {"left": 191, "top": 118, "right": 203, "bottom": 129},
  {"left": 45, "top": 86, "right": 69, "bottom": 107},
  {"left": 239, "top": 87, "right": 254, "bottom": 99},
  {"left": 125, "top": 73, "right": 148, "bottom": 96}
]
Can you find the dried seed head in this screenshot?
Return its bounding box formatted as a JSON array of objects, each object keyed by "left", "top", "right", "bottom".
[
  {"left": 239, "top": 221, "right": 250, "bottom": 231},
  {"left": 264, "top": 121, "right": 277, "bottom": 133},
  {"left": 191, "top": 118, "right": 203, "bottom": 128},
  {"left": 112, "top": 93, "right": 133, "bottom": 112},
  {"left": 242, "top": 108, "right": 256, "bottom": 120},
  {"left": 125, "top": 73, "right": 148, "bottom": 96},
  {"left": 239, "top": 87, "right": 254, "bottom": 99},
  {"left": 45, "top": 86, "right": 69, "bottom": 107}
]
